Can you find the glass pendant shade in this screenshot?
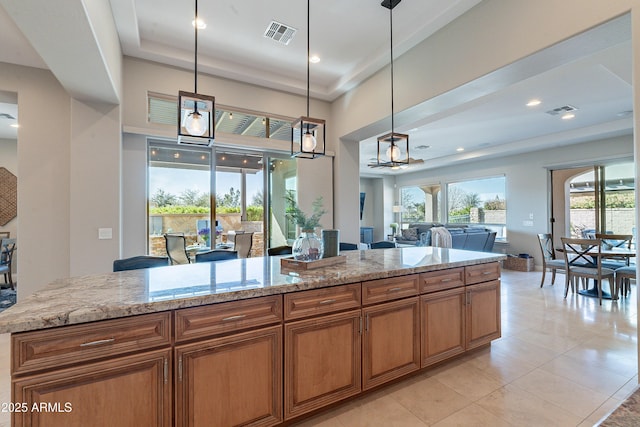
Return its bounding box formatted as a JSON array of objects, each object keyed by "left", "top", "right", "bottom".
[
  {"left": 292, "top": 116, "right": 325, "bottom": 159},
  {"left": 377, "top": 132, "right": 409, "bottom": 167},
  {"left": 178, "top": 91, "right": 215, "bottom": 146}
]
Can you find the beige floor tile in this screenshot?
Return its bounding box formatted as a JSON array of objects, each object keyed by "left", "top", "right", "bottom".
[
  {"left": 612, "top": 376, "right": 639, "bottom": 401},
  {"left": 489, "top": 335, "right": 562, "bottom": 367},
  {"left": 578, "top": 397, "right": 624, "bottom": 427},
  {"left": 540, "top": 354, "right": 632, "bottom": 396},
  {"left": 334, "top": 392, "right": 428, "bottom": 427},
  {"left": 431, "top": 403, "right": 515, "bottom": 427},
  {"left": 430, "top": 361, "right": 505, "bottom": 400},
  {"left": 476, "top": 383, "right": 583, "bottom": 426},
  {"left": 388, "top": 375, "right": 472, "bottom": 425},
  {"left": 511, "top": 368, "right": 610, "bottom": 418},
  {"left": 465, "top": 349, "right": 537, "bottom": 384}
]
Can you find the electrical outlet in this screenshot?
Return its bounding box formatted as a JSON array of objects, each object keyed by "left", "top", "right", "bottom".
[
  {"left": 522, "top": 220, "right": 534, "bottom": 227},
  {"left": 98, "top": 228, "right": 113, "bottom": 239}
]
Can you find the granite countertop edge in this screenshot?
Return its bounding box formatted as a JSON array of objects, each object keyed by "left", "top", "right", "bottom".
[{"left": 0, "top": 250, "right": 506, "bottom": 334}]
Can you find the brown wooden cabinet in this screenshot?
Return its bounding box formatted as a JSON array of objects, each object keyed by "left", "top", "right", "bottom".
[
  {"left": 465, "top": 280, "right": 501, "bottom": 350},
  {"left": 420, "top": 287, "right": 466, "bottom": 367},
  {"left": 13, "top": 349, "right": 172, "bottom": 427},
  {"left": 175, "top": 325, "right": 282, "bottom": 427},
  {"left": 362, "top": 297, "right": 420, "bottom": 390},
  {"left": 284, "top": 309, "right": 361, "bottom": 420}
]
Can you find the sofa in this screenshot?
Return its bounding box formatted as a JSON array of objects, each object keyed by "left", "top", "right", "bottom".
[{"left": 396, "top": 222, "right": 496, "bottom": 252}]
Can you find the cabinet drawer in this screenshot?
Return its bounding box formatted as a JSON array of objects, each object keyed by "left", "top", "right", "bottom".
[
  {"left": 420, "top": 268, "right": 464, "bottom": 293},
  {"left": 465, "top": 262, "right": 500, "bottom": 285},
  {"left": 175, "top": 295, "right": 282, "bottom": 343},
  {"left": 284, "top": 284, "right": 361, "bottom": 321},
  {"left": 12, "top": 312, "right": 171, "bottom": 375},
  {"left": 362, "top": 275, "right": 419, "bottom": 305}
]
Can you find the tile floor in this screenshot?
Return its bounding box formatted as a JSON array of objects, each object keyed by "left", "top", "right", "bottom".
[{"left": 0, "top": 270, "right": 636, "bottom": 427}]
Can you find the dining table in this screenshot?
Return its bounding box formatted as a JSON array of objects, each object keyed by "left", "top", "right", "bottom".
[{"left": 558, "top": 245, "right": 636, "bottom": 300}]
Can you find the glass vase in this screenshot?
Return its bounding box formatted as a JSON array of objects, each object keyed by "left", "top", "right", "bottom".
[{"left": 292, "top": 230, "right": 324, "bottom": 261}]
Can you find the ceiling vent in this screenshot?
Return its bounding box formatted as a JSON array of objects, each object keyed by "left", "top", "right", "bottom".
[
  {"left": 546, "top": 105, "right": 578, "bottom": 116},
  {"left": 0, "top": 113, "right": 16, "bottom": 120},
  {"left": 264, "top": 21, "right": 297, "bottom": 45}
]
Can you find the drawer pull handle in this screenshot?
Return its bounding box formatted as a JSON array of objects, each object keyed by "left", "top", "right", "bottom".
[
  {"left": 80, "top": 338, "right": 115, "bottom": 347},
  {"left": 222, "top": 314, "right": 246, "bottom": 321},
  {"left": 440, "top": 278, "right": 452, "bottom": 282},
  {"left": 319, "top": 299, "right": 336, "bottom": 305},
  {"left": 388, "top": 287, "right": 404, "bottom": 292}
]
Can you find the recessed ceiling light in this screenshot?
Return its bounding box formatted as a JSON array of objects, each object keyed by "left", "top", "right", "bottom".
[
  {"left": 456, "top": 147, "right": 464, "bottom": 152},
  {"left": 10, "top": 124, "right": 19, "bottom": 128},
  {"left": 561, "top": 113, "right": 575, "bottom": 120},
  {"left": 309, "top": 55, "right": 320, "bottom": 63},
  {"left": 192, "top": 18, "right": 206, "bottom": 29},
  {"left": 526, "top": 99, "right": 541, "bottom": 107},
  {"left": 414, "top": 145, "right": 430, "bottom": 150}
]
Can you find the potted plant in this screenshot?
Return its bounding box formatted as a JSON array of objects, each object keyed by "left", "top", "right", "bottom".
[
  {"left": 390, "top": 222, "right": 399, "bottom": 237},
  {"left": 285, "top": 190, "right": 327, "bottom": 261}
]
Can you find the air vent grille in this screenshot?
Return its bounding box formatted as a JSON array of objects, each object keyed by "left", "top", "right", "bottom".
[
  {"left": 264, "top": 21, "right": 297, "bottom": 45},
  {"left": 546, "top": 105, "right": 578, "bottom": 116},
  {"left": 0, "top": 113, "right": 16, "bottom": 120}
]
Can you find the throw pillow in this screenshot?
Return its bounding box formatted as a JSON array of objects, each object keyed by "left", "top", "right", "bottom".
[{"left": 401, "top": 227, "right": 418, "bottom": 241}]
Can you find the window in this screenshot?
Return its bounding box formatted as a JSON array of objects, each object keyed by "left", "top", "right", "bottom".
[
  {"left": 447, "top": 176, "right": 506, "bottom": 238},
  {"left": 399, "top": 185, "right": 441, "bottom": 227},
  {"left": 147, "top": 92, "right": 292, "bottom": 142}
]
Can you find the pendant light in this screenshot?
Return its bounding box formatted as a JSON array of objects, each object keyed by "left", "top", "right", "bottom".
[
  {"left": 376, "top": 0, "right": 409, "bottom": 168},
  {"left": 291, "top": 0, "right": 326, "bottom": 159},
  {"left": 178, "top": 0, "right": 215, "bottom": 147}
]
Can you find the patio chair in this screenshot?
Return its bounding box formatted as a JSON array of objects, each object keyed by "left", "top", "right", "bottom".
[
  {"left": 0, "top": 238, "right": 16, "bottom": 290},
  {"left": 536, "top": 233, "right": 566, "bottom": 287},
  {"left": 195, "top": 250, "right": 238, "bottom": 262},
  {"left": 113, "top": 256, "right": 169, "bottom": 272},
  {"left": 233, "top": 232, "right": 254, "bottom": 258},
  {"left": 164, "top": 233, "right": 191, "bottom": 265},
  {"left": 561, "top": 237, "right": 615, "bottom": 305}
]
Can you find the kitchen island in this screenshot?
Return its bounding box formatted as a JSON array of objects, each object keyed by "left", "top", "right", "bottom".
[{"left": 0, "top": 247, "right": 505, "bottom": 427}]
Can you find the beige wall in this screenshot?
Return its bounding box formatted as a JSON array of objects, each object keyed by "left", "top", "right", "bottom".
[{"left": 0, "top": 63, "right": 71, "bottom": 298}]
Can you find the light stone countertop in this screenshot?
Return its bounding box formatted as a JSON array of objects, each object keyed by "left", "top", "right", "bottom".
[{"left": 0, "top": 247, "right": 505, "bottom": 334}]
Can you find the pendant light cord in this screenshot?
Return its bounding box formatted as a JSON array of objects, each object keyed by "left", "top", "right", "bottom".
[
  {"left": 306, "top": 0, "right": 310, "bottom": 117},
  {"left": 194, "top": 0, "right": 199, "bottom": 94},
  {"left": 389, "top": 4, "right": 394, "bottom": 137}
]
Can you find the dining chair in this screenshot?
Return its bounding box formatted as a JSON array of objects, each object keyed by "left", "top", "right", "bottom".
[
  {"left": 164, "top": 233, "right": 191, "bottom": 265},
  {"left": 267, "top": 246, "right": 292, "bottom": 256},
  {"left": 536, "top": 233, "right": 566, "bottom": 287},
  {"left": 339, "top": 242, "right": 359, "bottom": 251},
  {"left": 561, "top": 237, "right": 615, "bottom": 304},
  {"left": 195, "top": 250, "right": 238, "bottom": 262},
  {"left": 595, "top": 233, "right": 634, "bottom": 267},
  {"left": 615, "top": 265, "right": 636, "bottom": 298},
  {"left": 233, "top": 232, "right": 254, "bottom": 258},
  {"left": 113, "top": 255, "right": 169, "bottom": 272},
  {"left": 0, "top": 238, "right": 17, "bottom": 289},
  {"left": 370, "top": 240, "right": 396, "bottom": 249}
]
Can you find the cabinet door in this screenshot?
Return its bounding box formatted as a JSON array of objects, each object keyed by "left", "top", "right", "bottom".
[
  {"left": 466, "top": 280, "right": 501, "bottom": 350},
  {"left": 362, "top": 297, "right": 420, "bottom": 390},
  {"left": 13, "top": 349, "right": 171, "bottom": 427},
  {"left": 421, "top": 288, "right": 465, "bottom": 367},
  {"left": 175, "top": 325, "right": 282, "bottom": 427},
  {"left": 284, "top": 310, "right": 361, "bottom": 420}
]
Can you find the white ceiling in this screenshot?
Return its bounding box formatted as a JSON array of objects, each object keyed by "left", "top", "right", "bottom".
[{"left": 0, "top": 1, "right": 633, "bottom": 176}]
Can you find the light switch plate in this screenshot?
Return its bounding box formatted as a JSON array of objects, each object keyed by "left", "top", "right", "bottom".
[
  {"left": 98, "top": 228, "right": 113, "bottom": 239},
  {"left": 522, "top": 220, "right": 534, "bottom": 227}
]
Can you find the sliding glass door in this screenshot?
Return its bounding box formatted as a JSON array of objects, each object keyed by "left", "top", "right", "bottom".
[{"left": 148, "top": 144, "right": 211, "bottom": 255}]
